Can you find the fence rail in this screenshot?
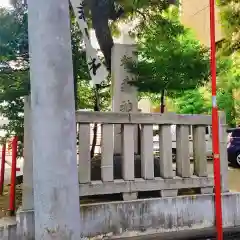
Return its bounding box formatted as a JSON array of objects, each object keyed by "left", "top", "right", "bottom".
[{"left": 76, "top": 111, "right": 225, "bottom": 200}]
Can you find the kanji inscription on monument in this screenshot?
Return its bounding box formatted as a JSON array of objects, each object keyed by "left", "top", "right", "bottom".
[{"left": 111, "top": 44, "right": 138, "bottom": 153}]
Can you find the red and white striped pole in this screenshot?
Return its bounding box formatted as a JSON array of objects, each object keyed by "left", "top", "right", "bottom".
[{"left": 209, "top": 0, "right": 223, "bottom": 239}]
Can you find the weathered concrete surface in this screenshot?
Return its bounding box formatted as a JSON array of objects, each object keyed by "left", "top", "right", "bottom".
[
  {"left": 111, "top": 44, "right": 138, "bottom": 154},
  {"left": 27, "top": 0, "right": 81, "bottom": 238},
  {"left": 0, "top": 217, "right": 17, "bottom": 240},
  {"left": 80, "top": 192, "right": 240, "bottom": 238},
  {"left": 3, "top": 193, "right": 240, "bottom": 239},
  {"left": 16, "top": 209, "right": 34, "bottom": 240},
  {"left": 22, "top": 96, "right": 34, "bottom": 211},
  {"left": 116, "top": 227, "right": 240, "bottom": 240}
]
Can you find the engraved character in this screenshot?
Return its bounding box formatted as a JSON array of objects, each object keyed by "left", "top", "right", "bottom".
[
  {"left": 77, "top": 3, "right": 86, "bottom": 22},
  {"left": 88, "top": 58, "right": 101, "bottom": 76}
]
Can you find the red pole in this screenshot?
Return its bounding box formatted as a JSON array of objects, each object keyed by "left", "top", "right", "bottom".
[
  {"left": 9, "top": 136, "right": 18, "bottom": 216},
  {"left": 209, "top": 0, "right": 223, "bottom": 239},
  {"left": 0, "top": 143, "right": 6, "bottom": 195}
]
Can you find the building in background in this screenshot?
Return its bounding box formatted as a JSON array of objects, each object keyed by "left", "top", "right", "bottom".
[{"left": 180, "top": 0, "right": 223, "bottom": 46}]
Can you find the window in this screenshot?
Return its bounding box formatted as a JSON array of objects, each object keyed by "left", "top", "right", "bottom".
[{"left": 232, "top": 129, "right": 240, "bottom": 138}]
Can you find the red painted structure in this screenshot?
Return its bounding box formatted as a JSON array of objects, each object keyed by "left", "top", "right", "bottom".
[
  {"left": 209, "top": 0, "right": 223, "bottom": 239},
  {"left": 0, "top": 143, "right": 6, "bottom": 195},
  {"left": 9, "top": 136, "right": 18, "bottom": 216}
]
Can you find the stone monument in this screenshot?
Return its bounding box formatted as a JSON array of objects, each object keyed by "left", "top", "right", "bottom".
[
  {"left": 111, "top": 43, "right": 138, "bottom": 154},
  {"left": 111, "top": 22, "right": 139, "bottom": 154}
]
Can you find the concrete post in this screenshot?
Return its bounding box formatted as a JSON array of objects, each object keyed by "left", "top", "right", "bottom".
[
  {"left": 16, "top": 96, "right": 35, "bottom": 240},
  {"left": 27, "top": 0, "right": 81, "bottom": 239},
  {"left": 219, "top": 111, "right": 228, "bottom": 192},
  {"left": 22, "top": 95, "right": 34, "bottom": 210},
  {"left": 16, "top": 96, "right": 35, "bottom": 239}
]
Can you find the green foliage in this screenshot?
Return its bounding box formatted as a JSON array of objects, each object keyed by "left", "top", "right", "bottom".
[
  {"left": 117, "top": 0, "right": 177, "bottom": 17},
  {"left": 105, "top": 0, "right": 178, "bottom": 38},
  {"left": 127, "top": 6, "right": 210, "bottom": 94},
  {"left": 216, "top": 54, "right": 240, "bottom": 126},
  {"left": 0, "top": 6, "right": 111, "bottom": 157},
  {"left": 0, "top": 6, "right": 29, "bottom": 146},
  {"left": 217, "top": 89, "right": 236, "bottom": 127},
  {"left": 217, "top": 0, "right": 240, "bottom": 126},
  {"left": 175, "top": 89, "right": 210, "bottom": 115},
  {"left": 218, "top": 0, "right": 240, "bottom": 53}
]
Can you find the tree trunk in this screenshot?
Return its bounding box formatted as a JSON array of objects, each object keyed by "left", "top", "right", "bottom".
[{"left": 160, "top": 89, "right": 165, "bottom": 113}]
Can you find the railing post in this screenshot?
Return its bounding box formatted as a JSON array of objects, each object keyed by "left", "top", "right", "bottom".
[
  {"left": 122, "top": 124, "right": 135, "bottom": 181},
  {"left": 193, "top": 126, "right": 208, "bottom": 177},
  {"left": 101, "top": 124, "right": 114, "bottom": 182},
  {"left": 218, "top": 111, "right": 228, "bottom": 192},
  {"left": 159, "top": 124, "right": 177, "bottom": 197},
  {"left": 159, "top": 125, "right": 173, "bottom": 179},
  {"left": 78, "top": 124, "right": 91, "bottom": 183},
  {"left": 122, "top": 123, "right": 137, "bottom": 200},
  {"left": 141, "top": 124, "right": 154, "bottom": 180},
  {"left": 176, "top": 125, "right": 191, "bottom": 178}
]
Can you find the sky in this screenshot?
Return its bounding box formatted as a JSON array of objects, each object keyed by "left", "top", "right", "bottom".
[{"left": 0, "top": 0, "right": 11, "bottom": 8}]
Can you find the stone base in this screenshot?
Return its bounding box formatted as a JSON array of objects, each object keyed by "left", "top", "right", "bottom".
[
  {"left": 2, "top": 193, "right": 240, "bottom": 239},
  {"left": 122, "top": 192, "right": 138, "bottom": 201},
  {"left": 160, "top": 189, "right": 178, "bottom": 197},
  {"left": 80, "top": 192, "right": 240, "bottom": 238},
  {"left": 0, "top": 217, "right": 17, "bottom": 240},
  {"left": 200, "top": 187, "right": 214, "bottom": 194},
  {"left": 16, "top": 209, "right": 34, "bottom": 240}
]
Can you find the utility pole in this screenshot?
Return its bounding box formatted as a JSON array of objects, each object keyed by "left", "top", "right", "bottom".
[
  {"left": 27, "top": 0, "right": 81, "bottom": 239},
  {"left": 209, "top": 0, "right": 223, "bottom": 239}
]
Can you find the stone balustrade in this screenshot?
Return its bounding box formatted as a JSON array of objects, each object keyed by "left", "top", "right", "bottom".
[{"left": 76, "top": 111, "right": 228, "bottom": 200}]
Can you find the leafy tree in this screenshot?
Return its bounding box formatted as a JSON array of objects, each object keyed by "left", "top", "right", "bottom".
[
  {"left": 84, "top": 0, "right": 178, "bottom": 70},
  {"left": 0, "top": 6, "right": 110, "bottom": 156},
  {"left": 218, "top": 0, "right": 240, "bottom": 53},
  {"left": 216, "top": 55, "right": 240, "bottom": 126},
  {"left": 127, "top": 6, "right": 210, "bottom": 111},
  {"left": 0, "top": 6, "right": 29, "bottom": 148},
  {"left": 173, "top": 55, "right": 240, "bottom": 126},
  {"left": 175, "top": 89, "right": 210, "bottom": 115},
  {"left": 217, "top": 0, "right": 240, "bottom": 126}
]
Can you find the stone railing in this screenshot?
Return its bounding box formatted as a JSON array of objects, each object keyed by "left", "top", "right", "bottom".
[{"left": 76, "top": 111, "right": 228, "bottom": 200}]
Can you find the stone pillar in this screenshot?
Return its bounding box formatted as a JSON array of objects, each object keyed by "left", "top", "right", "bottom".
[
  {"left": 219, "top": 111, "right": 228, "bottom": 192},
  {"left": 27, "top": 0, "right": 81, "bottom": 239},
  {"left": 111, "top": 44, "right": 138, "bottom": 154},
  {"left": 22, "top": 95, "right": 34, "bottom": 211},
  {"left": 16, "top": 95, "right": 35, "bottom": 240}
]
